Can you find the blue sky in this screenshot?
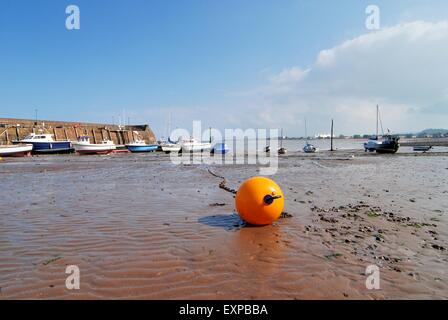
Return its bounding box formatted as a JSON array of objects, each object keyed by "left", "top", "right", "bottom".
[{"left": 1, "top": 0, "right": 448, "bottom": 137}]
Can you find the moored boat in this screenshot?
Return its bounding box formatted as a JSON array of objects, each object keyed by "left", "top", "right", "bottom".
[
  {"left": 19, "top": 133, "right": 72, "bottom": 154},
  {"left": 0, "top": 144, "right": 33, "bottom": 157},
  {"left": 278, "top": 147, "right": 287, "bottom": 154},
  {"left": 302, "top": 119, "right": 318, "bottom": 153},
  {"left": 180, "top": 138, "right": 211, "bottom": 153},
  {"left": 161, "top": 143, "right": 181, "bottom": 153},
  {"left": 160, "top": 137, "right": 181, "bottom": 153},
  {"left": 363, "top": 105, "right": 400, "bottom": 154},
  {"left": 125, "top": 138, "right": 158, "bottom": 153},
  {"left": 364, "top": 136, "right": 400, "bottom": 153},
  {"left": 413, "top": 146, "right": 432, "bottom": 152},
  {"left": 303, "top": 143, "right": 318, "bottom": 153},
  {"left": 278, "top": 128, "right": 287, "bottom": 154},
  {"left": 211, "top": 143, "right": 229, "bottom": 154},
  {"left": 72, "top": 136, "right": 116, "bottom": 155}
]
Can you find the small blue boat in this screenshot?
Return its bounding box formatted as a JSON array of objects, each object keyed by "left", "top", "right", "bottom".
[
  {"left": 211, "top": 143, "right": 229, "bottom": 154},
  {"left": 20, "top": 133, "right": 72, "bottom": 153},
  {"left": 125, "top": 139, "right": 158, "bottom": 153}
]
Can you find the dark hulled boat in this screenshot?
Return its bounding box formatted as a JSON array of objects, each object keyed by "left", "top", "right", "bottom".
[
  {"left": 19, "top": 133, "right": 73, "bottom": 154},
  {"left": 364, "top": 105, "right": 400, "bottom": 154}
]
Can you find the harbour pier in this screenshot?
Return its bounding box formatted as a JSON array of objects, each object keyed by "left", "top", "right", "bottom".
[{"left": 0, "top": 118, "right": 156, "bottom": 146}]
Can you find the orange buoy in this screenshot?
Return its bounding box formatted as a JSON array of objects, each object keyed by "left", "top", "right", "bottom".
[{"left": 235, "top": 176, "right": 284, "bottom": 226}]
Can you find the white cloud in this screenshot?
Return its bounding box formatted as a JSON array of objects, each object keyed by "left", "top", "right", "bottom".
[
  {"left": 236, "top": 20, "right": 448, "bottom": 135},
  {"left": 137, "top": 21, "right": 448, "bottom": 138},
  {"left": 270, "top": 67, "right": 310, "bottom": 84}
]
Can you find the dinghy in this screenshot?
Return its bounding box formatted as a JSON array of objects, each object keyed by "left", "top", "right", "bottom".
[{"left": 413, "top": 146, "right": 432, "bottom": 152}]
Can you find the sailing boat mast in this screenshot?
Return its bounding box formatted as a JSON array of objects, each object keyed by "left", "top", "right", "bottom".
[
  {"left": 376, "top": 105, "right": 379, "bottom": 138},
  {"left": 280, "top": 128, "right": 283, "bottom": 148},
  {"left": 304, "top": 118, "right": 308, "bottom": 143},
  {"left": 166, "top": 113, "right": 172, "bottom": 140},
  {"left": 330, "top": 119, "right": 334, "bottom": 151},
  {"left": 209, "top": 127, "right": 212, "bottom": 144}
]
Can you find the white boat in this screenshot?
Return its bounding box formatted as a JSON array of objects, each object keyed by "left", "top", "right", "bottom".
[
  {"left": 0, "top": 144, "right": 33, "bottom": 157},
  {"left": 160, "top": 138, "right": 181, "bottom": 153},
  {"left": 180, "top": 138, "right": 211, "bottom": 153},
  {"left": 159, "top": 113, "right": 182, "bottom": 153},
  {"left": 161, "top": 143, "right": 181, "bottom": 153},
  {"left": 72, "top": 136, "right": 116, "bottom": 155}
]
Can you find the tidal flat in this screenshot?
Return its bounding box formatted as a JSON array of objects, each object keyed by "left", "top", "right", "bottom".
[{"left": 0, "top": 150, "right": 447, "bottom": 299}]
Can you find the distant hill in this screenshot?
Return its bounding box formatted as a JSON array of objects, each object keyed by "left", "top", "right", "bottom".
[{"left": 419, "top": 128, "right": 448, "bottom": 135}]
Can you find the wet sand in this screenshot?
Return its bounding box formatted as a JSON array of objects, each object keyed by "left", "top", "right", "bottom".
[{"left": 0, "top": 150, "right": 447, "bottom": 299}]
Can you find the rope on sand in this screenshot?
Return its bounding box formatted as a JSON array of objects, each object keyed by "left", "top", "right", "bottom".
[{"left": 207, "top": 168, "right": 237, "bottom": 195}]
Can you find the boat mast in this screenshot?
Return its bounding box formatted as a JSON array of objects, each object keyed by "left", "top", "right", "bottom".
[
  {"left": 280, "top": 128, "right": 283, "bottom": 148},
  {"left": 304, "top": 118, "right": 308, "bottom": 144},
  {"left": 167, "top": 113, "right": 171, "bottom": 140},
  {"left": 376, "top": 105, "right": 379, "bottom": 138},
  {"left": 330, "top": 119, "right": 334, "bottom": 151}
]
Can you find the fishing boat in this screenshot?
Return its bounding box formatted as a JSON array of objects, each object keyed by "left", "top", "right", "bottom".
[
  {"left": 72, "top": 136, "right": 116, "bottom": 155},
  {"left": 125, "top": 138, "right": 158, "bottom": 153},
  {"left": 180, "top": 138, "right": 211, "bottom": 153},
  {"left": 278, "top": 128, "right": 287, "bottom": 154},
  {"left": 413, "top": 146, "right": 432, "bottom": 152},
  {"left": 211, "top": 142, "right": 229, "bottom": 154},
  {"left": 0, "top": 144, "right": 33, "bottom": 157},
  {"left": 19, "top": 133, "right": 72, "bottom": 153},
  {"left": 364, "top": 105, "right": 400, "bottom": 154},
  {"left": 302, "top": 119, "right": 318, "bottom": 153}
]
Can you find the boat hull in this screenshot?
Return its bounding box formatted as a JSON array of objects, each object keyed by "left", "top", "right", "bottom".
[
  {"left": 364, "top": 139, "right": 400, "bottom": 154},
  {"left": 413, "top": 146, "right": 432, "bottom": 152},
  {"left": 161, "top": 144, "right": 181, "bottom": 153},
  {"left": 181, "top": 143, "right": 211, "bottom": 153},
  {"left": 24, "top": 141, "right": 73, "bottom": 154},
  {"left": 278, "top": 148, "right": 287, "bottom": 155},
  {"left": 72, "top": 143, "right": 116, "bottom": 155},
  {"left": 375, "top": 146, "right": 400, "bottom": 154},
  {"left": 303, "top": 144, "right": 318, "bottom": 153},
  {"left": 211, "top": 143, "right": 229, "bottom": 154},
  {"left": 0, "top": 144, "right": 33, "bottom": 157},
  {"left": 76, "top": 149, "right": 115, "bottom": 155},
  {"left": 126, "top": 144, "right": 158, "bottom": 153}
]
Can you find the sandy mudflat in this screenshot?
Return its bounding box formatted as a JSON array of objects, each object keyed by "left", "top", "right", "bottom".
[{"left": 0, "top": 150, "right": 447, "bottom": 299}]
